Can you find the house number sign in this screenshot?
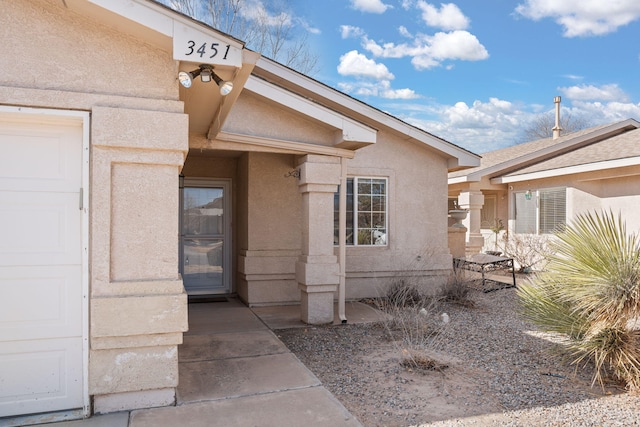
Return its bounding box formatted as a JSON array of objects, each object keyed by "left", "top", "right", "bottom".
[{"left": 173, "top": 22, "right": 242, "bottom": 67}]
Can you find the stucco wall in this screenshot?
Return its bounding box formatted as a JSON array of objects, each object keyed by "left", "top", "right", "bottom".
[
  {"left": 238, "top": 152, "right": 303, "bottom": 304},
  {"left": 341, "top": 131, "right": 453, "bottom": 298},
  {"left": 222, "top": 92, "right": 335, "bottom": 146},
  {"left": 3, "top": 0, "right": 189, "bottom": 414},
  {"left": 1, "top": 1, "right": 177, "bottom": 100}
]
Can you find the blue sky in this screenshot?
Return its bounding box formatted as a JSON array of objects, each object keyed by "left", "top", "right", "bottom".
[{"left": 286, "top": 0, "right": 640, "bottom": 153}]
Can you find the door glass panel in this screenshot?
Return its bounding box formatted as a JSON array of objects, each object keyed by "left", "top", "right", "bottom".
[
  {"left": 183, "top": 239, "right": 224, "bottom": 293},
  {"left": 183, "top": 188, "right": 224, "bottom": 235},
  {"left": 181, "top": 185, "right": 229, "bottom": 295}
]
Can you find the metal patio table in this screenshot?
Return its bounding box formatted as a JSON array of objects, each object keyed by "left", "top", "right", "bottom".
[{"left": 453, "top": 253, "right": 516, "bottom": 292}]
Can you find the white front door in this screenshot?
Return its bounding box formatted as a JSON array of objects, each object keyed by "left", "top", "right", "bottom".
[{"left": 0, "top": 109, "right": 86, "bottom": 419}]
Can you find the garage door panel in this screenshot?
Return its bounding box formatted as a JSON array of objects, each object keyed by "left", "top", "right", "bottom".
[
  {"left": 0, "top": 266, "right": 82, "bottom": 341},
  {"left": 0, "top": 124, "right": 81, "bottom": 193},
  {"left": 0, "top": 192, "right": 81, "bottom": 266},
  {"left": 0, "top": 110, "right": 85, "bottom": 419},
  {"left": 0, "top": 338, "right": 83, "bottom": 417}
]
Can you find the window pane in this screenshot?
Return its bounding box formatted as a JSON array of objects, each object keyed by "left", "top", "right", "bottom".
[
  {"left": 334, "top": 179, "right": 355, "bottom": 245},
  {"left": 514, "top": 192, "right": 536, "bottom": 234},
  {"left": 358, "top": 179, "right": 372, "bottom": 195},
  {"left": 358, "top": 195, "right": 371, "bottom": 211},
  {"left": 334, "top": 177, "right": 387, "bottom": 246},
  {"left": 371, "top": 195, "right": 385, "bottom": 211},
  {"left": 540, "top": 188, "right": 566, "bottom": 234},
  {"left": 480, "top": 195, "right": 496, "bottom": 229},
  {"left": 358, "top": 212, "right": 371, "bottom": 228},
  {"left": 372, "top": 212, "right": 385, "bottom": 228},
  {"left": 358, "top": 229, "right": 373, "bottom": 245}
]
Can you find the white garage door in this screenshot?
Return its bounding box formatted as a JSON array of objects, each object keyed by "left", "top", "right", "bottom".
[{"left": 0, "top": 109, "right": 87, "bottom": 420}]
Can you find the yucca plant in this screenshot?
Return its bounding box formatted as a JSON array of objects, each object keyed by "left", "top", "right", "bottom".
[{"left": 518, "top": 210, "right": 640, "bottom": 390}]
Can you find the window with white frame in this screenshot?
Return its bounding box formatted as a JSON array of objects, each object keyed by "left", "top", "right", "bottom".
[
  {"left": 334, "top": 177, "right": 388, "bottom": 246},
  {"left": 514, "top": 187, "right": 566, "bottom": 234}
]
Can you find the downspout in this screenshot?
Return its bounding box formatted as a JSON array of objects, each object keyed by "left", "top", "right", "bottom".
[
  {"left": 338, "top": 157, "right": 347, "bottom": 324},
  {"left": 552, "top": 96, "right": 562, "bottom": 140}
]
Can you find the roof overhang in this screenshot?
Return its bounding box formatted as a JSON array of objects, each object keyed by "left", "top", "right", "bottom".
[
  {"left": 492, "top": 156, "right": 640, "bottom": 184},
  {"left": 244, "top": 76, "right": 377, "bottom": 150},
  {"left": 450, "top": 118, "right": 640, "bottom": 185}
]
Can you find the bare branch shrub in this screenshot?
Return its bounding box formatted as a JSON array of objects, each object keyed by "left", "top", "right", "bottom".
[{"left": 501, "top": 232, "right": 553, "bottom": 272}]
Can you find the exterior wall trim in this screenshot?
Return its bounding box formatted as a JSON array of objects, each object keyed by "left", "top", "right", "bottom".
[{"left": 216, "top": 131, "right": 357, "bottom": 158}]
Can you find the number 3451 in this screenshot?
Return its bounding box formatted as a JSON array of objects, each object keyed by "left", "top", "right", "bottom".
[{"left": 185, "top": 40, "right": 231, "bottom": 60}]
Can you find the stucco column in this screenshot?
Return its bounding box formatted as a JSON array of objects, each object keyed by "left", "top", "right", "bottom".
[
  {"left": 459, "top": 190, "right": 485, "bottom": 255},
  {"left": 89, "top": 106, "right": 189, "bottom": 413},
  {"left": 296, "top": 155, "right": 341, "bottom": 324}
]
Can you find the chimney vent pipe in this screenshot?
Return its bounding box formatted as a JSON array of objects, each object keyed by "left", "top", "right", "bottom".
[{"left": 552, "top": 96, "right": 562, "bottom": 140}]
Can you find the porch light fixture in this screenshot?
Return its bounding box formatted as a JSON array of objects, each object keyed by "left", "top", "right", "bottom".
[
  {"left": 524, "top": 190, "right": 533, "bottom": 200},
  {"left": 178, "top": 64, "right": 233, "bottom": 96}
]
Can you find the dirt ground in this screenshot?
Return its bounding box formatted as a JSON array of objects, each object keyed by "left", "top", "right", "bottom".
[{"left": 276, "top": 287, "right": 639, "bottom": 427}]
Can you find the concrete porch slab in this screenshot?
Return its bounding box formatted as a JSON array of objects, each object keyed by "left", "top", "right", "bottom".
[
  {"left": 186, "top": 304, "right": 267, "bottom": 335},
  {"left": 179, "top": 330, "right": 288, "bottom": 362},
  {"left": 177, "top": 353, "right": 321, "bottom": 404},
  {"left": 251, "top": 301, "right": 388, "bottom": 329},
  {"left": 130, "top": 387, "right": 362, "bottom": 427},
  {"left": 40, "top": 412, "right": 129, "bottom": 427}
]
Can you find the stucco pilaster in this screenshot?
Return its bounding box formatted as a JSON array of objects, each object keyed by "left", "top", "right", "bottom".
[
  {"left": 89, "top": 106, "right": 189, "bottom": 410},
  {"left": 459, "top": 190, "right": 485, "bottom": 255},
  {"left": 296, "top": 155, "right": 341, "bottom": 324}
]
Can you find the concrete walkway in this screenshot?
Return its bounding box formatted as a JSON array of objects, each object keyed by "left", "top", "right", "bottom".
[{"left": 40, "top": 299, "right": 385, "bottom": 427}]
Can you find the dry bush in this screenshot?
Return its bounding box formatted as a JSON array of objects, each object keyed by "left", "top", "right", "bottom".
[
  {"left": 438, "top": 270, "right": 474, "bottom": 307},
  {"left": 501, "top": 232, "right": 553, "bottom": 272},
  {"left": 373, "top": 277, "right": 454, "bottom": 373}
]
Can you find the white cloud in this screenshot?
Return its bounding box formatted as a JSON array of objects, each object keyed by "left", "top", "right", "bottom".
[
  {"left": 240, "top": 0, "right": 292, "bottom": 26},
  {"left": 338, "top": 80, "right": 420, "bottom": 100},
  {"left": 337, "top": 50, "right": 395, "bottom": 80},
  {"left": 389, "top": 95, "right": 640, "bottom": 153},
  {"left": 417, "top": 1, "right": 470, "bottom": 30},
  {"left": 515, "top": 0, "right": 640, "bottom": 37},
  {"left": 398, "top": 25, "right": 413, "bottom": 38},
  {"left": 562, "top": 74, "right": 584, "bottom": 81},
  {"left": 389, "top": 97, "right": 527, "bottom": 153},
  {"left": 340, "top": 25, "right": 365, "bottom": 39},
  {"left": 298, "top": 18, "right": 321, "bottom": 35},
  {"left": 401, "top": 0, "right": 414, "bottom": 10},
  {"left": 559, "top": 84, "right": 629, "bottom": 102},
  {"left": 350, "top": 0, "right": 391, "bottom": 14},
  {"left": 569, "top": 101, "right": 640, "bottom": 125},
  {"left": 382, "top": 87, "right": 421, "bottom": 99},
  {"left": 363, "top": 30, "right": 489, "bottom": 69}
]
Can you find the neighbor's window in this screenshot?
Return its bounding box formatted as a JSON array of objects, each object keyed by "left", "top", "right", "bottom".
[
  {"left": 480, "top": 195, "right": 497, "bottom": 229},
  {"left": 334, "top": 177, "right": 388, "bottom": 246},
  {"left": 514, "top": 188, "right": 566, "bottom": 234}
]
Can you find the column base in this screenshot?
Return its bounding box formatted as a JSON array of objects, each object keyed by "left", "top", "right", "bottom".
[
  {"left": 465, "top": 234, "right": 485, "bottom": 256},
  {"left": 299, "top": 284, "right": 337, "bottom": 324}
]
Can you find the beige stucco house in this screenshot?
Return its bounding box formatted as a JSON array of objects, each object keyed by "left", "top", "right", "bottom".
[
  {"left": 448, "top": 117, "right": 640, "bottom": 255},
  {"left": 0, "top": 0, "right": 480, "bottom": 422}
]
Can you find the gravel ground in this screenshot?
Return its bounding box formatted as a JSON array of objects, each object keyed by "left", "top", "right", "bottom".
[{"left": 276, "top": 286, "right": 640, "bottom": 427}]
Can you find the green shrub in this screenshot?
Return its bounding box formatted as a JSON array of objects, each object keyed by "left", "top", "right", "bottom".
[{"left": 518, "top": 210, "right": 640, "bottom": 390}]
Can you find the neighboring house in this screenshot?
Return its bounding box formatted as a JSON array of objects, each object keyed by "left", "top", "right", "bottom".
[
  {"left": 448, "top": 117, "right": 640, "bottom": 255},
  {"left": 0, "top": 0, "right": 479, "bottom": 422}
]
